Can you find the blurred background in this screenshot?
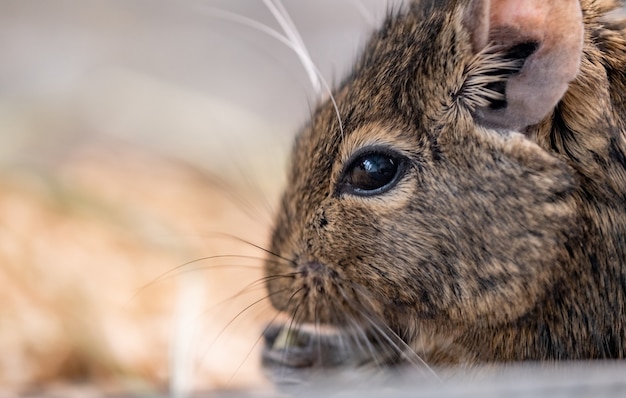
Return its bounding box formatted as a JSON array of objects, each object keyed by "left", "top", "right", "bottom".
[
  {"left": 0, "top": 0, "right": 399, "bottom": 395},
  {"left": 0, "top": 0, "right": 399, "bottom": 173}
]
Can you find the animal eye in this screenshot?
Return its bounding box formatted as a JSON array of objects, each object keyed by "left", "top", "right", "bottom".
[{"left": 340, "top": 150, "right": 406, "bottom": 196}]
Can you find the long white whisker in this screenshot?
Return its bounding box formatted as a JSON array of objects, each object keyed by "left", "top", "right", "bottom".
[
  {"left": 266, "top": 0, "right": 302, "bottom": 42},
  {"left": 364, "top": 311, "right": 438, "bottom": 378},
  {"left": 262, "top": 0, "right": 321, "bottom": 95},
  {"left": 344, "top": 312, "right": 381, "bottom": 367},
  {"left": 342, "top": 284, "right": 440, "bottom": 379},
  {"left": 329, "top": 287, "right": 374, "bottom": 367},
  {"left": 334, "top": 286, "right": 382, "bottom": 366},
  {"left": 202, "top": 5, "right": 345, "bottom": 139},
  {"left": 321, "top": 77, "right": 345, "bottom": 139}
]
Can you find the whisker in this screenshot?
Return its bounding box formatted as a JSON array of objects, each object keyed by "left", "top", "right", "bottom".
[
  {"left": 261, "top": 0, "right": 321, "bottom": 94},
  {"left": 226, "top": 302, "right": 285, "bottom": 386},
  {"left": 332, "top": 307, "right": 350, "bottom": 366},
  {"left": 333, "top": 283, "right": 433, "bottom": 375},
  {"left": 237, "top": 271, "right": 299, "bottom": 294},
  {"left": 362, "top": 316, "right": 405, "bottom": 365},
  {"left": 201, "top": 4, "right": 345, "bottom": 139},
  {"left": 200, "top": 6, "right": 304, "bottom": 65},
  {"left": 338, "top": 287, "right": 382, "bottom": 367},
  {"left": 199, "top": 272, "right": 300, "bottom": 318},
  {"left": 183, "top": 256, "right": 286, "bottom": 274},
  {"left": 197, "top": 287, "right": 293, "bottom": 368},
  {"left": 347, "top": 284, "right": 440, "bottom": 380},
  {"left": 128, "top": 254, "right": 286, "bottom": 303},
  {"left": 279, "top": 289, "right": 306, "bottom": 377},
  {"left": 191, "top": 231, "right": 295, "bottom": 264},
  {"left": 350, "top": 320, "right": 380, "bottom": 368},
  {"left": 261, "top": 0, "right": 346, "bottom": 138},
  {"left": 349, "top": 311, "right": 392, "bottom": 368},
  {"left": 340, "top": 300, "right": 381, "bottom": 367}
]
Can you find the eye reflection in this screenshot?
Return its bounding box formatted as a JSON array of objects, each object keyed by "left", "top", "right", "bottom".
[{"left": 340, "top": 150, "right": 406, "bottom": 196}]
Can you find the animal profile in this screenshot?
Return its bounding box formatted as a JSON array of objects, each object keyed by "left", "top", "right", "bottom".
[{"left": 262, "top": 0, "right": 626, "bottom": 376}]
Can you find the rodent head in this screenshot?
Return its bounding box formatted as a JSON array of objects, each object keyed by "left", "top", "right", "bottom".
[{"left": 263, "top": 0, "right": 584, "bottom": 372}]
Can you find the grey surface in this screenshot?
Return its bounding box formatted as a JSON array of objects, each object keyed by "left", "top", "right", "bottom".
[
  {"left": 253, "top": 362, "right": 626, "bottom": 397},
  {"left": 21, "top": 362, "right": 626, "bottom": 397}
]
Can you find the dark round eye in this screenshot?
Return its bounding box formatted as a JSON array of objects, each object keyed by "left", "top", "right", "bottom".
[{"left": 341, "top": 151, "right": 405, "bottom": 196}]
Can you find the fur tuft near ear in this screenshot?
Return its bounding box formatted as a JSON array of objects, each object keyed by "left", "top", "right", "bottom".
[{"left": 458, "top": 0, "right": 584, "bottom": 131}]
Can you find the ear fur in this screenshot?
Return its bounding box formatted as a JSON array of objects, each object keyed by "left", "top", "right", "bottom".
[{"left": 458, "top": 0, "right": 584, "bottom": 131}]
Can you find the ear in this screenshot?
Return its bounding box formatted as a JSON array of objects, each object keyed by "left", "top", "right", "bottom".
[{"left": 458, "top": 0, "right": 584, "bottom": 131}]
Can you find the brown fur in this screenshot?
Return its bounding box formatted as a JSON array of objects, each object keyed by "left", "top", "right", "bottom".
[{"left": 263, "top": 0, "right": 626, "bottom": 371}]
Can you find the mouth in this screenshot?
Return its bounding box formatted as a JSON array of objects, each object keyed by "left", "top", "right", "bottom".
[
  {"left": 262, "top": 322, "right": 363, "bottom": 369},
  {"left": 261, "top": 320, "right": 407, "bottom": 383}
]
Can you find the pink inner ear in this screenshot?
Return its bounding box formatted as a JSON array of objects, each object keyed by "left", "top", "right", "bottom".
[
  {"left": 488, "top": 0, "right": 583, "bottom": 55},
  {"left": 465, "top": 0, "right": 584, "bottom": 130},
  {"left": 489, "top": 1, "right": 548, "bottom": 41},
  {"left": 489, "top": 0, "right": 583, "bottom": 46},
  {"left": 466, "top": 0, "right": 583, "bottom": 54}
]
